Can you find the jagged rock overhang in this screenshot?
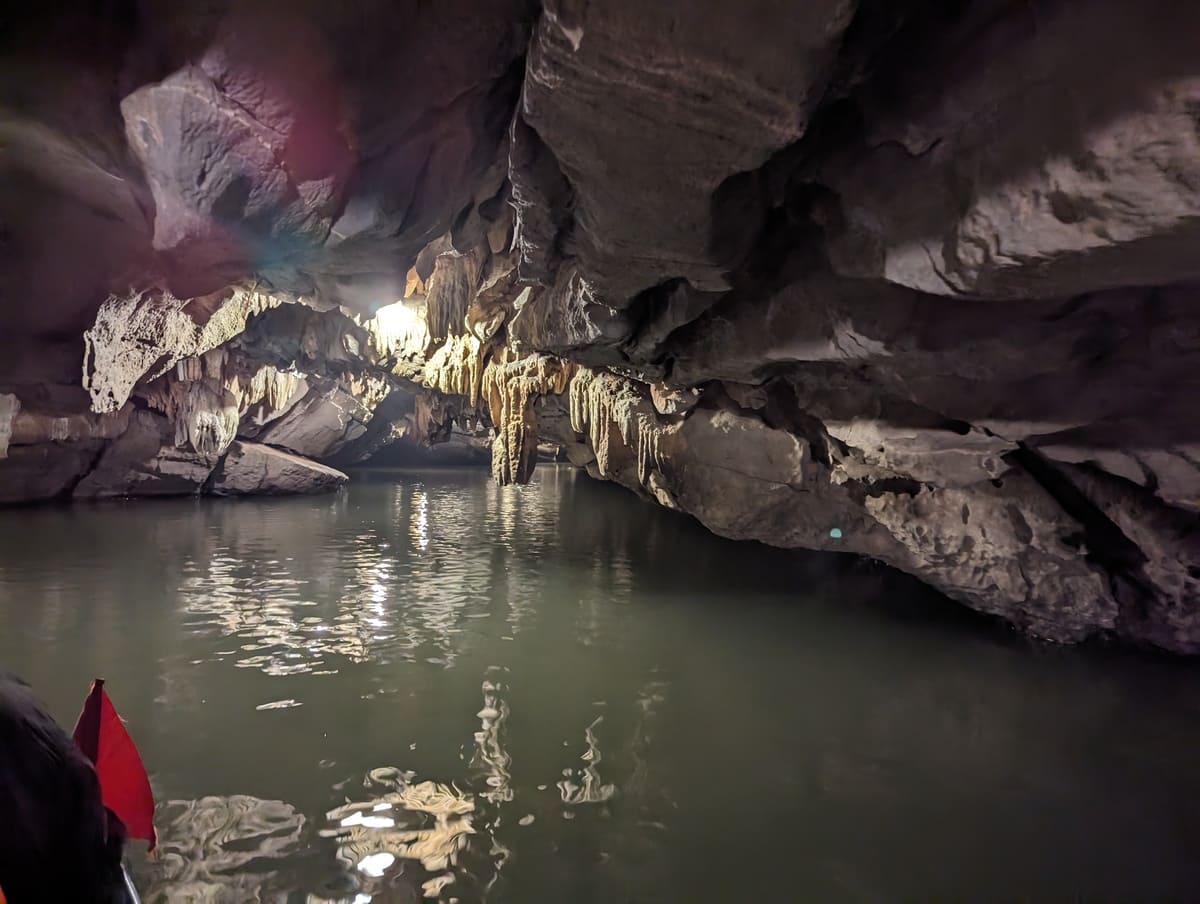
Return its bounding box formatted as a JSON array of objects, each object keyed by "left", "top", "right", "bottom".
[{"left": 0, "top": 0, "right": 1198, "bottom": 651}]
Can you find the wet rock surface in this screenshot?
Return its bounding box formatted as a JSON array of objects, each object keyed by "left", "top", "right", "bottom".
[
  {"left": 1, "top": 0, "right": 1199, "bottom": 649},
  {"left": 209, "top": 441, "right": 348, "bottom": 496}
]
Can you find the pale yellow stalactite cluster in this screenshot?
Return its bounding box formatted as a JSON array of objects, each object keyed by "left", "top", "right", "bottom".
[
  {"left": 146, "top": 348, "right": 309, "bottom": 456},
  {"left": 364, "top": 301, "right": 430, "bottom": 370},
  {"left": 568, "top": 368, "right": 663, "bottom": 484},
  {"left": 425, "top": 334, "right": 488, "bottom": 406},
  {"left": 340, "top": 373, "right": 392, "bottom": 412},
  {"left": 144, "top": 378, "right": 239, "bottom": 456},
  {"left": 482, "top": 350, "right": 574, "bottom": 485},
  {"left": 226, "top": 364, "right": 307, "bottom": 416}
]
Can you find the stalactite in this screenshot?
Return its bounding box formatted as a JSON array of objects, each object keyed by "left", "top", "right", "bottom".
[
  {"left": 568, "top": 368, "right": 662, "bottom": 484},
  {"left": 411, "top": 391, "right": 450, "bottom": 444},
  {"left": 148, "top": 353, "right": 308, "bottom": 457},
  {"left": 175, "top": 356, "right": 203, "bottom": 382},
  {"left": 365, "top": 301, "right": 431, "bottom": 372},
  {"left": 480, "top": 350, "right": 575, "bottom": 485},
  {"left": 404, "top": 267, "right": 426, "bottom": 299},
  {"left": 144, "top": 380, "right": 239, "bottom": 456},
  {"left": 424, "top": 245, "right": 487, "bottom": 341},
  {"left": 201, "top": 347, "right": 227, "bottom": 380},
  {"left": 227, "top": 365, "right": 308, "bottom": 416},
  {"left": 425, "top": 335, "right": 488, "bottom": 406}
]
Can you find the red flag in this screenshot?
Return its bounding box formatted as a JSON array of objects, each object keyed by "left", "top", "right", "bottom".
[{"left": 72, "top": 679, "right": 157, "bottom": 851}]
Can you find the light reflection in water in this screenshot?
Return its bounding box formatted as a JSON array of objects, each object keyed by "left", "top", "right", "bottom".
[
  {"left": 324, "top": 768, "right": 478, "bottom": 900},
  {"left": 173, "top": 478, "right": 551, "bottom": 675},
  {"left": 471, "top": 671, "right": 514, "bottom": 805},
  {"left": 3, "top": 468, "right": 1199, "bottom": 902},
  {"left": 138, "top": 796, "right": 307, "bottom": 902},
  {"left": 558, "top": 716, "right": 616, "bottom": 807},
  {"left": 411, "top": 490, "right": 429, "bottom": 552}
]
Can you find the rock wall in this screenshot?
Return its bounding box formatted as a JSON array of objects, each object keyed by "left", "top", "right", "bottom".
[{"left": 1, "top": 1, "right": 1198, "bottom": 650}]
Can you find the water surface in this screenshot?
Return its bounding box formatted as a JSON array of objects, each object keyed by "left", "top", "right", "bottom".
[{"left": 0, "top": 468, "right": 1197, "bottom": 902}]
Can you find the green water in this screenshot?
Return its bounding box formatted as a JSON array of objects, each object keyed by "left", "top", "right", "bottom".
[{"left": 0, "top": 467, "right": 1197, "bottom": 902}]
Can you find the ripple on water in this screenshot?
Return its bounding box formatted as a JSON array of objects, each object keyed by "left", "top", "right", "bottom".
[
  {"left": 136, "top": 796, "right": 307, "bottom": 902},
  {"left": 173, "top": 479, "right": 563, "bottom": 678},
  {"left": 5, "top": 470, "right": 1199, "bottom": 902}
]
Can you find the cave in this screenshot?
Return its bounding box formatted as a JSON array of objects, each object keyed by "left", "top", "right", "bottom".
[{"left": 1, "top": 1, "right": 1199, "bottom": 901}]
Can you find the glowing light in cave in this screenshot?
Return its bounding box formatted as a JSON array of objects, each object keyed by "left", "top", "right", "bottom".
[{"left": 371, "top": 300, "right": 424, "bottom": 346}]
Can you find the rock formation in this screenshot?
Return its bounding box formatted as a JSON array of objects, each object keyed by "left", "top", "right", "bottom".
[{"left": 1, "top": 0, "right": 1198, "bottom": 650}]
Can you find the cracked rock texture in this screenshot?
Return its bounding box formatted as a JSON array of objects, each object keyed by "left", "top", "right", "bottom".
[{"left": 1, "top": 0, "right": 1198, "bottom": 651}]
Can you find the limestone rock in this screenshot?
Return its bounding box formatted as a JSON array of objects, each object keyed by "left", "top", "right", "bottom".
[
  {"left": 507, "top": 264, "right": 634, "bottom": 359},
  {"left": 365, "top": 433, "right": 492, "bottom": 468},
  {"left": 74, "top": 410, "right": 218, "bottom": 498},
  {"left": 508, "top": 111, "right": 573, "bottom": 286},
  {"left": 650, "top": 384, "right": 701, "bottom": 417},
  {"left": 82, "top": 288, "right": 282, "bottom": 413},
  {"left": 209, "top": 441, "right": 347, "bottom": 496},
  {"left": 819, "top": 1, "right": 1200, "bottom": 300},
  {"left": 519, "top": 0, "right": 856, "bottom": 302},
  {"left": 825, "top": 419, "right": 1013, "bottom": 488},
  {"left": 1134, "top": 449, "right": 1200, "bottom": 514},
  {"left": 1051, "top": 463, "right": 1200, "bottom": 652},
  {"left": 254, "top": 385, "right": 379, "bottom": 461},
  {"left": 120, "top": 0, "right": 534, "bottom": 306},
  {"left": 10, "top": 404, "right": 132, "bottom": 448},
  {"left": 1037, "top": 445, "right": 1150, "bottom": 489},
  {"left": 0, "top": 442, "right": 105, "bottom": 505},
  {"left": 5, "top": 1, "right": 1200, "bottom": 652},
  {"left": 0, "top": 394, "right": 19, "bottom": 459}
]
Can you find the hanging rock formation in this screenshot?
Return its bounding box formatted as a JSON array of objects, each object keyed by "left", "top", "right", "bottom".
[{"left": 1, "top": 0, "right": 1199, "bottom": 651}]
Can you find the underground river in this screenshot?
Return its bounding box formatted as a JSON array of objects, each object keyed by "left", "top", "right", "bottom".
[{"left": 0, "top": 468, "right": 1197, "bottom": 902}]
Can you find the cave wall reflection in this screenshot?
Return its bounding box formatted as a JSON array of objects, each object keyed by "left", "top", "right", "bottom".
[{"left": 1, "top": 467, "right": 1198, "bottom": 901}]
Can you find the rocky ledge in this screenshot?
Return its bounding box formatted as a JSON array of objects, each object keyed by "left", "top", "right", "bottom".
[{"left": 1, "top": 1, "right": 1198, "bottom": 651}]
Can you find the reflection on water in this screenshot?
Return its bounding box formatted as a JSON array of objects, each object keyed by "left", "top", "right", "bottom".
[
  {"left": 143, "top": 796, "right": 306, "bottom": 902},
  {"left": 472, "top": 672, "right": 513, "bottom": 805},
  {"left": 558, "top": 717, "right": 616, "bottom": 808},
  {"left": 172, "top": 474, "right": 570, "bottom": 680},
  {"left": 326, "top": 769, "right": 479, "bottom": 900},
  {"left": 1, "top": 467, "right": 1199, "bottom": 902}
]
